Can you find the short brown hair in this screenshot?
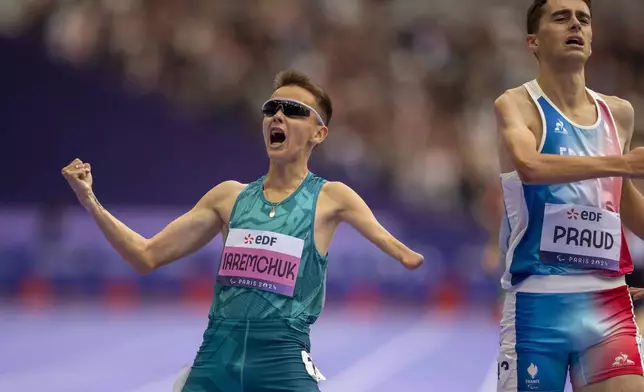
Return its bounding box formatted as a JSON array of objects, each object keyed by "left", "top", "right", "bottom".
[
  {"left": 527, "top": 0, "right": 592, "bottom": 34},
  {"left": 273, "top": 70, "right": 333, "bottom": 126}
]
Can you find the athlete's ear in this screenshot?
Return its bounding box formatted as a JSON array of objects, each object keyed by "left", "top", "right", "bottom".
[
  {"left": 527, "top": 34, "right": 539, "bottom": 56},
  {"left": 311, "top": 125, "right": 328, "bottom": 146}
]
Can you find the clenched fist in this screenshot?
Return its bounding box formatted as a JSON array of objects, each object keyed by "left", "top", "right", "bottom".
[{"left": 61, "top": 158, "right": 94, "bottom": 207}]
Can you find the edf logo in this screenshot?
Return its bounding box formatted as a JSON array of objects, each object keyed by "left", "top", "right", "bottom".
[
  {"left": 254, "top": 235, "right": 277, "bottom": 246},
  {"left": 581, "top": 211, "right": 602, "bottom": 222},
  {"left": 568, "top": 208, "right": 601, "bottom": 222}
]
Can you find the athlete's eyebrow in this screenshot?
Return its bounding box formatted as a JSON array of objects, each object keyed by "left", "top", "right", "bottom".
[
  {"left": 576, "top": 11, "right": 591, "bottom": 21},
  {"left": 551, "top": 9, "right": 591, "bottom": 21},
  {"left": 551, "top": 9, "right": 572, "bottom": 19}
]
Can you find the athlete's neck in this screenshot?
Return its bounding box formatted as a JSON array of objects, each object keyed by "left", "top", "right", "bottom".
[
  {"left": 537, "top": 63, "right": 590, "bottom": 113},
  {"left": 264, "top": 160, "right": 309, "bottom": 191}
]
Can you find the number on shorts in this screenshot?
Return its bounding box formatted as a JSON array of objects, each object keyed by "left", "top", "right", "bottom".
[
  {"left": 498, "top": 361, "right": 509, "bottom": 380},
  {"left": 301, "top": 351, "right": 326, "bottom": 382}
]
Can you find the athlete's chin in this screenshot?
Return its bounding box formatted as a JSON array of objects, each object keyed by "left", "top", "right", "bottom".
[
  {"left": 265, "top": 147, "right": 294, "bottom": 162},
  {"left": 557, "top": 50, "right": 590, "bottom": 62}
]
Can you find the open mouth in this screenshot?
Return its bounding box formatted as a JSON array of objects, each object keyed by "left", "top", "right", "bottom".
[
  {"left": 565, "top": 37, "right": 585, "bottom": 47},
  {"left": 269, "top": 128, "right": 286, "bottom": 146}
]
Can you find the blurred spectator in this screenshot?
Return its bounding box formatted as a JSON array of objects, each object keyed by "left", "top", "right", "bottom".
[
  {"left": 32, "top": 201, "right": 73, "bottom": 279},
  {"left": 1, "top": 0, "right": 644, "bottom": 219}
]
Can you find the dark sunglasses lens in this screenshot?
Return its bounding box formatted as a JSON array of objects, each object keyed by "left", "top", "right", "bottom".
[
  {"left": 263, "top": 100, "right": 310, "bottom": 118},
  {"left": 283, "top": 102, "right": 310, "bottom": 117},
  {"left": 262, "top": 101, "right": 279, "bottom": 116}
]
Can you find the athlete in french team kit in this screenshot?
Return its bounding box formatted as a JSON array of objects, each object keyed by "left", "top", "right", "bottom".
[{"left": 494, "top": 0, "right": 644, "bottom": 391}]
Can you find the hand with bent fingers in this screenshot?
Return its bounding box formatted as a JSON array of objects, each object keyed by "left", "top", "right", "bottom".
[{"left": 629, "top": 287, "right": 644, "bottom": 301}]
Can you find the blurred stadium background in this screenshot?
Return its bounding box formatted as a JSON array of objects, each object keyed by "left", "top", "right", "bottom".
[{"left": 1, "top": 0, "right": 644, "bottom": 391}]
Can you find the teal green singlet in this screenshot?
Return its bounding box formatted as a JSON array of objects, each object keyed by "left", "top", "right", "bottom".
[{"left": 181, "top": 172, "right": 328, "bottom": 392}]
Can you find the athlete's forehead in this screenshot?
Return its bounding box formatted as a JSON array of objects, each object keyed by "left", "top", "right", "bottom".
[
  {"left": 542, "top": 0, "right": 591, "bottom": 18},
  {"left": 270, "top": 85, "right": 318, "bottom": 111}
]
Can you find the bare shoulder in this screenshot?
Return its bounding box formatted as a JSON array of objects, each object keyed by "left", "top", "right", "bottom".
[
  {"left": 495, "top": 86, "right": 528, "bottom": 106},
  {"left": 318, "top": 181, "right": 372, "bottom": 225},
  {"left": 494, "top": 87, "right": 540, "bottom": 128},
  {"left": 218, "top": 180, "right": 247, "bottom": 194},
  {"left": 319, "top": 181, "right": 366, "bottom": 214},
  {"left": 599, "top": 94, "right": 634, "bottom": 115},
  {"left": 199, "top": 180, "right": 246, "bottom": 211},
  {"left": 319, "top": 181, "right": 353, "bottom": 202},
  {"left": 598, "top": 93, "right": 635, "bottom": 129}
]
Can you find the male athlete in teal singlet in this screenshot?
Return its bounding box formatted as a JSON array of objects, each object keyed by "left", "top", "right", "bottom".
[{"left": 62, "top": 70, "right": 424, "bottom": 392}]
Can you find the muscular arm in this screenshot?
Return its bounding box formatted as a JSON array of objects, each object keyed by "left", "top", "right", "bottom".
[
  {"left": 324, "top": 182, "right": 423, "bottom": 270},
  {"left": 612, "top": 98, "right": 644, "bottom": 240},
  {"left": 496, "top": 91, "right": 633, "bottom": 185},
  {"left": 84, "top": 181, "right": 240, "bottom": 274}
]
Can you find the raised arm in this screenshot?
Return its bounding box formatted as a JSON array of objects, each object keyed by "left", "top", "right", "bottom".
[
  {"left": 62, "top": 159, "right": 240, "bottom": 274},
  {"left": 323, "top": 181, "right": 423, "bottom": 270},
  {"left": 495, "top": 91, "right": 635, "bottom": 185}
]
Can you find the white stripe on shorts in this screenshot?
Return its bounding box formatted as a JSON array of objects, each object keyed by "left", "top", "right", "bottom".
[{"left": 497, "top": 292, "right": 518, "bottom": 392}]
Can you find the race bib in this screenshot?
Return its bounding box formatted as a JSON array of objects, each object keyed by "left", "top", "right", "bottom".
[
  {"left": 539, "top": 203, "right": 621, "bottom": 271},
  {"left": 216, "top": 228, "right": 304, "bottom": 297}
]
